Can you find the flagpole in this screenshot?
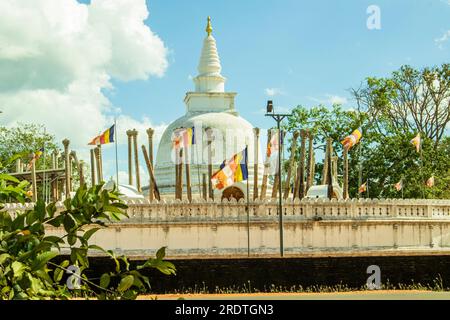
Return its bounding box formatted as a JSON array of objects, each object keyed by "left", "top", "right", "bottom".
[
  {"left": 114, "top": 118, "right": 119, "bottom": 188},
  {"left": 401, "top": 178, "right": 404, "bottom": 199},
  {"left": 43, "top": 128, "right": 47, "bottom": 202},
  {"left": 366, "top": 179, "right": 369, "bottom": 199},
  {"left": 358, "top": 140, "right": 363, "bottom": 199},
  {"left": 195, "top": 129, "right": 202, "bottom": 197},
  {"left": 246, "top": 145, "right": 250, "bottom": 257},
  {"left": 420, "top": 137, "right": 425, "bottom": 199}
]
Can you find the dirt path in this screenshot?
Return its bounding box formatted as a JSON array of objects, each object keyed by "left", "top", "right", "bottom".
[{"left": 140, "top": 290, "right": 450, "bottom": 300}]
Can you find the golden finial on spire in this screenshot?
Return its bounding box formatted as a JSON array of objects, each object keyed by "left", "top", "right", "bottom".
[{"left": 206, "top": 16, "right": 213, "bottom": 36}]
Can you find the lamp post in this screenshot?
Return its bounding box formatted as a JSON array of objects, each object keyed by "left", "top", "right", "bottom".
[{"left": 265, "top": 100, "right": 291, "bottom": 257}]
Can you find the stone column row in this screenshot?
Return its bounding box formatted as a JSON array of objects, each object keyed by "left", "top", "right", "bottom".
[{"left": 127, "top": 129, "right": 141, "bottom": 192}]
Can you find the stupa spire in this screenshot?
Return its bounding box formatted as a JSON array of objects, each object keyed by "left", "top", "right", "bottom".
[
  {"left": 206, "top": 16, "right": 213, "bottom": 36},
  {"left": 194, "top": 16, "right": 226, "bottom": 92}
]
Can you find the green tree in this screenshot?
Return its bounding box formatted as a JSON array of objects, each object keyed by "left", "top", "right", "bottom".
[
  {"left": 284, "top": 104, "right": 371, "bottom": 188},
  {"left": 352, "top": 64, "right": 450, "bottom": 147},
  {"left": 0, "top": 123, "right": 59, "bottom": 173},
  {"left": 283, "top": 103, "right": 450, "bottom": 199}
]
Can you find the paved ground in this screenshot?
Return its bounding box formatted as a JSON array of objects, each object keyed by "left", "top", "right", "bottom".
[{"left": 141, "top": 291, "right": 450, "bottom": 300}]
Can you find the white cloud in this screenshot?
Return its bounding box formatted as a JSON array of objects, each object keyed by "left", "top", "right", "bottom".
[
  {"left": 327, "top": 94, "right": 348, "bottom": 105},
  {"left": 265, "top": 88, "right": 285, "bottom": 97},
  {"left": 0, "top": 0, "right": 168, "bottom": 154},
  {"left": 435, "top": 30, "right": 450, "bottom": 49},
  {"left": 307, "top": 94, "right": 348, "bottom": 106}
]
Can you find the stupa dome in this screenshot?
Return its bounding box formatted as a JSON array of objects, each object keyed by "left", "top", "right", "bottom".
[{"left": 154, "top": 17, "right": 264, "bottom": 198}]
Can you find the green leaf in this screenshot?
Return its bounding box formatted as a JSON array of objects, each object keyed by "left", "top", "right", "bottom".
[
  {"left": 46, "top": 215, "right": 64, "bottom": 228},
  {"left": 121, "top": 290, "right": 137, "bottom": 300},
  {"left": 118, "top": 275, "right": 134, "bottom": 293},
  {"left": 31, "top": 251, "right": 58, "bottom": 271},
  {"left": 100, "top": 273, "right": 110, "bottom": 289},
  {"left": 0, "top": 211, "right": 12, "bottom": 228},
  {"left": 63, "top": 214, "right": 76, "bottom": 233},
  {"left": 88, "top": 244, "right": 106, "bottom": 254},
  {"left": 0, "top": 253, "right": 11, "bottom": 264},
  {"left": 0, "top": 174, "right": 20, "bottom": 183},
  {"left": 53, "top": 268, "right": 64, "bottom": 283},
  {"left": 67, "top": 233, "right": 77, "bottom": 246},
  {"left": 46, "top": 202, "right": 57, "bottom": 219},
  {"left": 34, "top": 199, "right": 46, "bottom": 221},
  {"left": 42, "top": 236, "right": 64, "bottom": 245},
  {"left": 82, "top": 227, "right": 100, "bottom": 241},
  {"left": 11, "top": 261, "right": 27, "bottom": 278},
  {"left": 156, "top": 247, "right": 166, "bottom": 260}
]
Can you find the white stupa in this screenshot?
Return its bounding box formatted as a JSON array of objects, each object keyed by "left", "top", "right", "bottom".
[{"left": 154, "top": 17, "right": 264, "bottom": 199}]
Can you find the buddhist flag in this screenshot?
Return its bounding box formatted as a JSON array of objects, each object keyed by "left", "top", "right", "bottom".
[
  {"left": 267, "top": 129, "right": 281, "bottom": 175},
  {"left": 358, "top": 182, "right": 367, "bottom": 194},
  {"left": 183, "top": 127, "right": 196, "bottom": 147},
  {"left": 211, "top": 147, "right": 248, "bottom": 190},
  {"left": 341, "top": 128, "right": 362, "bottom": 150},
  {"left": 27, "top": 147, "right": 44, "bottom": 170},
  {"left": 394, "top": 180, "right": 403, "bottom": 192},
  {"left": 426, "top": 176, "right": 435, "bottom": 188},
  {"left": 410, "top": 133, "right": 421, "bottom": 153},
  {"left": 172, "top": 127, "right": 195, "bottom": 150},
  {"left": 88, "top": 125, "right": 115, "bottom": 146}
]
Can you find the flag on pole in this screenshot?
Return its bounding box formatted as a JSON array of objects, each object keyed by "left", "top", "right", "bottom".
[
  {"left": 358, "top": 182, "right": 367, "bottom": 194},
  {"left": 27, "top": 147, "right": 44, "bottom": 170},
  {"left": 88, "top": 125, "right": 115, "bottom": 146},
  {"left": 394, "top": 180, "right": 403, "bottom": 191},
  {"left": 426, "top": 176, "right": 435, "bottom": 188},
  {"left": 341, "top": 128, "right": 362, "bottom": 150},
  {"left": 267, "top": 129, "right": 280, "bottom": 175},
  {"left": 410, "top": 133, "right": 421, "bottom": 153},
  {"left": 171, "top": 127, "right": 196, "bottom": 164},
  {"left": 211, "top": 147, "right": 248, "bottom": 190},
  {"left": 172, "top": 127, "right": 195, "bottom": 150}
]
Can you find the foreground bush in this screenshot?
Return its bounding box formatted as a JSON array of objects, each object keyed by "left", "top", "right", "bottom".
[{"left": 0, "top": 172, "right": 175, "bottom": 300}]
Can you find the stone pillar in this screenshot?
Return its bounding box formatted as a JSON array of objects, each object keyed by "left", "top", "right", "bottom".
[
  {"left": 322, "top": 138, "right": 331, "bottom": 185},
  {"left": 31, "top": 154, "right": 37, "bottom": 202},
  {"left": 306, "top": 131, "right": 314, "bottom": 191},
  {"left": 52, "top": 151, "right": 57, "bottom": 170},
  {"left": 185, "top": 148, "right": 192, "bottom": 202},
  {"left": 79, "top": 160, "right": 85, "bottom": 187},
  {"left": 343, "top": 148, "right": 349, "bottom": 199},
  {"left": 326, "top": 138, "right": 334, "bottom": 199},
  {"left": 284, "top": 131, "right": 299, "bottom": 199},
  {"left": 16, "top": 159, "right": 22, "bottom": 173},
  {"left": 331, "top": 156, "right": 338, "bottom": 184},
  {"left": 94, "top": 147, "right": 102, "bottom": 183},
  {"left": 98, "top": 146, "right": 103, "bottom": 182},
  {"left": 202, "top": 173, "right": 207, "bottom": 200},
  {"left": 206, "top": 128, "right": 214, "bottom": 200},
  {"left": 297, "top": 129, "right": 307, "bottom": 199},
  {"left": 90, "top": 149, "right": 96, "bottom": 186},
  {"left": 62, "top": 139, "right": 71, "bottom": 198},
  {"left": 175, "top": 152, "right": 179, "bottom": 199},
  {"left": 142, "top": 145, "right": 160, "bottom": 201},
  {"left": 126, "top": 130, "right": 133, "bottom": 186},
  {"left": 260, "top": 130, "right": 271, "bottom": 200},
  {"left": 176, "top": 148, "right": 183, "bottom": 200},
  {"left": 253, "top": 128, "right": 260, "bottom": 201},
  {"left": 132, "top": 129, "right": 141, "bottom": 192},
  {"left": 146, "top": 128, "right": 154, "bottom": 201}
]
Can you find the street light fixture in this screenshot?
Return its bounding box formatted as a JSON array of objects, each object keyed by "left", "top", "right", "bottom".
[{"left": 265, "top": 100, "right": 291, "bottom": 257}]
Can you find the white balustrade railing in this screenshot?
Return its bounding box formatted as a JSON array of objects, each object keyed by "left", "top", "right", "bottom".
[{"left": 3, "top": 198, "right": 450, "bottom": 222}]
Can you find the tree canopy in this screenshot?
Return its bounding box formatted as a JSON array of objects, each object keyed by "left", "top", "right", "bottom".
[{"left": 283, "top": 64, "right": 450, "bottom": 199}]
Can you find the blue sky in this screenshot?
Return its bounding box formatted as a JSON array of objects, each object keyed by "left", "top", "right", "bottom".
[{"left": 106, "top": 0, "right": 449, "bottom": 130}]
